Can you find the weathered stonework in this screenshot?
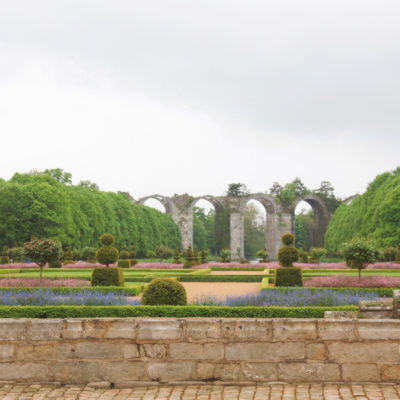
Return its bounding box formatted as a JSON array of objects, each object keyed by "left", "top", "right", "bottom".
[{"left": 1, "top": 317, "right": 400, "bottom": 385}]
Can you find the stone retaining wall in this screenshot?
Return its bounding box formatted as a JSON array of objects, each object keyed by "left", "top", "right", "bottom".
[{"left": 1, "top": 318, "right": 400, "bottom": 385}]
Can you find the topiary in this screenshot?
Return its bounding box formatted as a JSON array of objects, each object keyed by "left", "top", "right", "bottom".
[
  {"left": 141, "top": 278, "right": 187, "bottom": 305},
  {"left": 173, "top": 248, "right": 182, "bottom": 264},
  {"left": 309, "top": 247, "right": 327, "bottom": 263},
  {"left": 200, "top": 248, "right": 208, "bottom": 264},
  {"left": 274, "top": 267, "right": 303, "bottom": 287},
  {"left": 96, "top": 233, "right": 119, "bottom": 267},
  {"left": 278, "top": 233, "right": 299, "bottom": 267},
  {"left": 299, "top": 250, "right": 309, "bottom": 263},
  {"left": 219, "top": 248, "right": 231, "bottom": 263},
  {"left": 118, "top": 245, "right": 131, "bottom": 268},
  {"left": 91, "top": 267, "right": 124, "bottom": 286},
  {"left": 0, "top": 246, "right": 9, "bottom": 264},
  {"left": 256, "top": 247, "right": 270, "bottom": 263},
  {"left": 82, "top": 247, "right": 97, "bottom": 262},
  {"left": 193, "top": 246, "right": 200, "bottom": 265},
  {"left": 183, "top": 246, "right": 196, "bottom": 269},
  {"left": 63, "top": 246, "right": 75, "bottom": 265},
  {"left": 281, "top": 233, "right": 295, "bottom": 246},
  {"left": 129, "top": 245, "right": 138, "bottom": 266}
]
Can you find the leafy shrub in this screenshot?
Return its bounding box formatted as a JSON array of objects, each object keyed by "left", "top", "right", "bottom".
[
  {"left": 183, "top": 246, "right": 196, "bottom": 268},
  {"left": 278, "top": 246, "right": 299, "bottom": 267},
  {"left": 282, "top": 233, "right": 295, "bottom": 246},
  {"left": 118, "top": 245, "right": 130, "bottom": 268},
  {"left": 91, "top": 267, "right": 124, "bottom": 286},
  {"left": 310, "top": 247, "right": 327, "bottom": 263},
  {"left": 256, "top": 248, "right": 270, "bottom": 262},
  {"left": 240, "top": 258, "right": 250, "bottom": 264},
  {"left": 142, "top": 278, "right": 187, "bottom": 306},
  {"left": 219, "top": 248, "right": 231, "bottom": 262},
  {"left": 100, "top": 233, "right": 115, "bottom": 246},
  {"left": 274, "top": 267, "right": 303, "bottom": 287},
  {"left": 9, "top": 247, "right": 24, "bottom": 263},
  {"left": 340, "top": 237, "right": 380, "bottom": 279},
  {"left": 173, "top": 248, "right": 182, "bottom": 264},
  {"left": 63, "top": 246, "right": 75, "bottom": 265},
  {"left": 82, "top": 247, "right": 97, "bottom": 261},
  {"left": 154, "top": 245, "right": 172, "bottom": 262},
  {"left": 129, "top": 245, "right": 138, "bottom": 266},
  {"left": 48, "top": 260, "right": 62, "bottom": 268},
  {"left": 0, "top": 246, "right": 9, "bottom": 264},
  {"left": 97, "top": 233, "right": 119, "bottom": 267},
  {"left": 200, "top": 248, "right": 208, "bottom": 264},
  {"left": 117, "top": 260, "right": 130, "bottom": 268},
  {"left": 193, "top": 246, "right": 200, "bottom": 265},
  {"left": 299, "top": 250, "right": 309, "bottom": 263},
  {"left": 383, "top": 247, "right": 397, "bottom": 262},
  {"left": 130, "top": 259, "right": 138, "bottom": 266}
]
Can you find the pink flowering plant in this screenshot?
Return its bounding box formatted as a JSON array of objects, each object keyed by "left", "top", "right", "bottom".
[
  {"left": 0, "top": 278, "right": 89, "bottom": 287},
  {"left": 305, "top": 275, "right": 400, "bottom": 288}
]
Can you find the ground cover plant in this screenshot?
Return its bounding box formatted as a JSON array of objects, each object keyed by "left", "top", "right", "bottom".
[
  {"left": 0, "top": 278, "right": 88, "bottom": 287},
  {"left": 304, "top": 275, "right": 400, "bottom": 288}
]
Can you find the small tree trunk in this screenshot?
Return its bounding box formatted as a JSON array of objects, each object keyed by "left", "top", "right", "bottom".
[
  {"left": 40, "top": 265, "right": 43, "bottom": 282},
  {"left": 358, "top": 268, "right": 361, "bottom": 280}
]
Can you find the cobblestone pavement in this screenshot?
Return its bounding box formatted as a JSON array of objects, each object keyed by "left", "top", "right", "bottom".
[{"left": 1, "top": 383, "right": 400, "bottom": 400}]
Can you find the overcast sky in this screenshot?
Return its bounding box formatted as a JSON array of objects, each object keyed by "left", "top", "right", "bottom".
[{"left": 1, "top": 1, "right": 399, "bottom": 204}]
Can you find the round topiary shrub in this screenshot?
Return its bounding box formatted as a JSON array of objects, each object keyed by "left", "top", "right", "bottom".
[
  {"left": 100, "top": 233, "right": 115, "bottom": 246},
  {"left": 281, "top": 233, "right": 295, "bottom": 246},
  {"left": 97, "top": 246, "right": 119, "bottom": 266},
  {"left": 142, "top": 278, "right": 187, "bottom": 305},
  {"left": 278, "top": 246, "right": 299, "bottom": 267}
]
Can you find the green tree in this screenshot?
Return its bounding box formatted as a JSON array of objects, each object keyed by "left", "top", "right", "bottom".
[{"left": 226, "top": 183, "right": 249, "bottom": 197}]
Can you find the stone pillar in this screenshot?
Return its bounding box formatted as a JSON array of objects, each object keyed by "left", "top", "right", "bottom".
[
  {"left": 230, "top": 212, "right": 244, "bottom": 261},
  {"left": 171, "top": 210, "right": 193, "bottom": 250},
  {"left": 266, "top": 213, "right": 276, "bottom": 259}
]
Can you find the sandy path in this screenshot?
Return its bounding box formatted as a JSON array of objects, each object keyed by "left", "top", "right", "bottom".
[
  {"left": 209, "top": 271, "right": 265, "bottom": 275},
  {"left": 129, "top": 282, "right": 261, "bottom": 303}
]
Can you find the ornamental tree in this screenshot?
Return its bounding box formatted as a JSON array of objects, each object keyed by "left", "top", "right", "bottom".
[
  {"left": 96, "top": 233, "right": 119, "bottom": 267},
  {"left": 24, "top": 238, "right": 63, "bottom": 281},
  {"left": 340, "top": 237, "right": 380, "bottom": 279}
]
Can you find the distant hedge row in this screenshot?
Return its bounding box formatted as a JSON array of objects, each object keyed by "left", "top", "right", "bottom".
[{"left": 0, "top": 173, "right": 181, "bottom": 256}]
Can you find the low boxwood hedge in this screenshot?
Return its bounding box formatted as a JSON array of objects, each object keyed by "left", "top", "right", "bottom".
[
  {"left": 177, "top": 275, "right": 266, "bottom": 282},
  {"left": 261, "top": 286, "right": 393, "bottom": 297},
  {"left": 0, "top": 305, "right": 358, "bottom": 318},
  {"left": 210, "top": 267, "right": 266, "bottom": 271},
  {"left": 0, "top": 286, "right": 144, "bottom": 296}
]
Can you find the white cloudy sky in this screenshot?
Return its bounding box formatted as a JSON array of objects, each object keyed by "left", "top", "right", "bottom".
[{"left": 0, "top": 1, "right": 399, "bottom": 201}]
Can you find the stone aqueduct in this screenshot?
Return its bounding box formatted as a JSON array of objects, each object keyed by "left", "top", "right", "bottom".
[{"left": 137, "top": 193, "right": 338, "bottom": 261}]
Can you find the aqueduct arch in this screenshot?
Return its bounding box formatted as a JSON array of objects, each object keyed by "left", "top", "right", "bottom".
[{"left": 136, "top": 192, "right": 336, "bottom": 260}]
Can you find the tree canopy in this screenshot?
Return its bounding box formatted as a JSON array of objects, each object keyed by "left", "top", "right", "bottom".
[{"left": 325, "top": 167, "right": 400, "bottom": 253}]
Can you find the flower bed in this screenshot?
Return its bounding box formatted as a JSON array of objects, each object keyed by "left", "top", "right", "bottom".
[
  {"left": 304, "top": 275, "right": 400, "bottom": 288},
  {"left": 191, "top": 288, "right": 379, "bottom": 307},
  {"left": 0, "top": 278, "right": 89, "bottom": 287}
]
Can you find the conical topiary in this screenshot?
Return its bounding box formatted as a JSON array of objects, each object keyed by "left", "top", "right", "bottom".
[
  {"left": 173, "top": 248, "right": 182, "bottom": 264},
  {"left": 63, "top": 246, "right": 75, "bottom": 265},
  {"left": 118, "top": 245, "right": 130, "bottom": 268},
  {"left": 200, "top": 248, "right": 208, "bottom": 264},
  {"left": 183, "top": 246, "right": 196, "bottom": 269},
  {"left": 129, "top": 245, "right": 138, "bottom": 266}
]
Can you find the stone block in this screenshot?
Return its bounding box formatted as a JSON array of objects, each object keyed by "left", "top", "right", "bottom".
[
  {"left": 138, "top": 319, "right": 183, "bottom": 340},
  {"left": 64, "top": 320, "right": 82, "bottom": 339},
  {"left": 197, "top": 363, "right": 243, "bottom": 381},
  {"left": 278, "top": 362, "right": 340, "bottom": 382},
  {"left": 30, "top": 320, "right": 63, "bottom": 341},
  {"left": 0, "top": 320, "right": 27, "bottom": 341},
  {"left": 328, "top": 342, "right": 400, "bottom": 363},
  {"left": 324, "top": 311, "right": 358, "bottom": 319},
  {"left": 147, "top": 362, "right": 196, "bottom": 382},
  {"left": 307, "top": 343, "right": 325, "bottom": 361},
  {"left": 140, "top": 344, "right": 167, "bottom": 359},
  {"left": 75, "top": 342, "right": 123, "bottom": 359},
  {"left": 358, "top": 320, "right": 400, "bottom": 340},
  {"left": 317, "top": 320, "right": 357, "bottom": 340},
  {"left": 237, "top": 320, "right": 272, "bottom": 340},
  {"left": 104, "top": 320, "right": 137, "bottom": 339},
  {"left": 0, "top": 344, "right": 14, "bottom": 361},
  {"left": 102, "top": 361, "right": 146, "bottom": 382},
  {"left": 51, "top": 361, "right": 103, "bottom": 384},
  {"left": 273, "top": 320, "right": 317, "bottom": 340},
  {"left": 226, "top": 342, "right": 305, "bottom": 361},
  {"left": 243, "top": 363, "right": 278, "bottom": 381},
  {"left": 342, "top": 363, "right": 380, "bottom": 382},
  {"left": 0, "top": 362, "right": 49, "bottom": 381},
  {"left": 82, "top": 319, "right": 110, "bottom": 339},
  {"left": 58, "top": 343, "right": 76, "bottom": 360},
  {"left": 170, "top": 343, "right": 224, "bottom": 360},
  {"left": 221, "top": 321, "right": 236, "bottom": 338},
  {"left": 381, "top": 364, "right": 400, "bottom": 381},
  {"left": 122, "top": 344, "right": 140, "bottom": 359},
  {"left": 185, "top": 320, "right": 221, "bottom": 339}
]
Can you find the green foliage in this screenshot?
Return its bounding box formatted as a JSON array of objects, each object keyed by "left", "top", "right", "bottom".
[
  {"left": 383, "top": 247, "right": 397, "bottom": 262},
  {"left": 81, "top": 247, "right": 96, "bottom": 261},
  {"left": 0, "top": 172, "right": 180, "bottom": 255},
  {"left": 200, "top": 248, "right": 208, "bottom": 264},
  {"left": 295, "top": 210, "right": 314, "bottom": 250},
  {"left": 278, "top": 246, "right": 299, "bottom": 267},
  {"left": 48, "top": 260, "right": 62, "bottom": 268},
  {"left": 274, "top": 267, "right": 303, "bottom": 287},
  {"left": 0, "top": 286, "right": 144, "bottom": 296},
  {"left": 298, "top": 250, "right": 309, "bottom": 263},
  {"left": 193, "top": 246, "right": 199, "bottom": 265},
  {"left": 119, "top": 245, "right": 130, "bottom": 260},
  {"left": 340, "top": 237, "right": 380, "bottom": 278},
  {"left": 244, "top": 202, "right": 266, "bottom": 259},
  {"left": 100, "top": 233, "right": 115, "bottom": 246},
  {"left": 117, "top": 260, "right": 131, "bottom": 268},
  {"left": 256, "top": 248, "right": 269, "bottom": 262},
  {"left": 23, "top": 238, "right": 63, "bottom": 280},
  {"left": 63, "top": 246, "right": 75, "bottom": 264},
  {"left": 142, "top": 278, "right": 187, "bottom": 306},
  {"left": 183, "top": 246, "right": 196, "bottom": 269},
  {"left": 91, "top": 267, "right": 124, "bottom": 286},
  {"left": 226, "top": 183, "right": 249, "bottom": 197},
  {"left": 310, "top": 247, "right": 327, "bottom": 263},
  {"left": 178, "top": 275, "right": 264, "bottom": 282},
  {"left": 0, "top": 246, "right": 9, "bottom": 264},
  {"left": 173, "top": 248, "right": 182, "bottom": 264},
  {"left": 282, "top": 233, "right": 295, "bottom": 245},
  {"left": 8, "top": 247, "right": 24, "bottom": 262},
  {"left": 219, "top": 248, "right": 231, "bottom": 262},
  {"left": 154, "top": 245, "right": 172, "bottom": 262},
  {"left": 97, "top": 247, "right": 119, "bottom": 267},
  {"left": 325, "top": 168, "right": 400, "bottom": 253},
  {"left": 0, "top": 305, "right": 358, "bottom": 319},
  {"left": 129, "top": 245, "right": 137, "bottom": 259}
]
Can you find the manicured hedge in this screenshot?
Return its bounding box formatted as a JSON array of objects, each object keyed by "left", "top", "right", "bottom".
[
  {"left": 0, "top": 286, "right": 144, "bottom": 296},
  {"left": 177, "top": 275, "right": 266, "bottom": 282},
  {"left": 0, "top": 305, "right": 358, "bottom": 318},
  {"left": 261, "top": 286, "right": 394, "bottom": 297},
  {"left": 210, "top": 267, "right": 266, "bottom": 271}
]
